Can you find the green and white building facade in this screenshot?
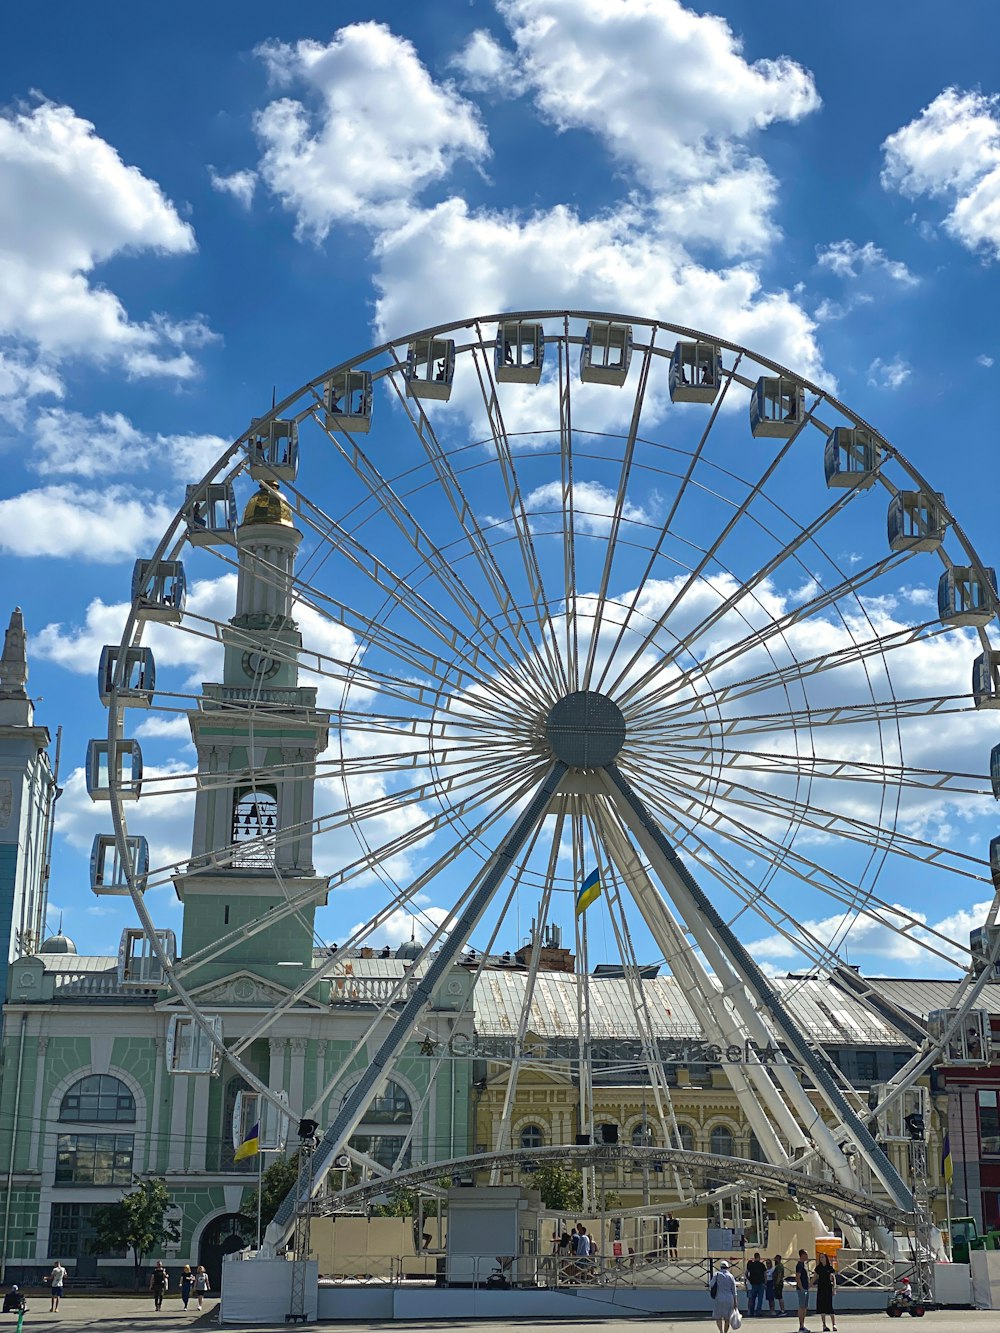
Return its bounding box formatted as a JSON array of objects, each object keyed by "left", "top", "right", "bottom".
[{"left": 0, "top": 489, "right": 475, "bottom": 1284}]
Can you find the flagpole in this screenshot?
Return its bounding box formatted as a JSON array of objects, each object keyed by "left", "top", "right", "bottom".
[
  {"left": 257, "top": 1148, "right": 265, "bottom": 1251},
  {"left": 945, "top": 1173, "right": 953, "bottom": 1261}
]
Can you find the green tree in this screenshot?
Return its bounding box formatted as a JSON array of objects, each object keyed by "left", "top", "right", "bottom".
[
  {"left": 240, "top": 1152, "right": 300, "bottom": 1232},
  {"left": 91, "top": 1178, "right": 181, "bottom": 1289},
  {"left": 529, "top": 1163, "right": 584, "bottom": 1213}
]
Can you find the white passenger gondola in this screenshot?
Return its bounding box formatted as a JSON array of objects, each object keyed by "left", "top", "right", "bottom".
[
  {"left": 249, "top": 418, "right": 299, "bottom": 482},
  {"left": 406, "top": 338, "right": 455, "bottom": 401},
  {"left": 98, "top": 645, "right": 155, "bottom": 708},
  {"left": 992, "top": 743, "right": 1000, "bottom": 798},
  {"left": 166, "top": 1013, "right": 223, "bottom": 1074},
  {"left": 91, "top": 833, "right": 149, "bottom": 896},
  {"left": 971, "top": 919, "right": 1000, "bottom": 977},
  {"left": 887, "top": 491, "right": 947, "bottom": 553},
  {"left": 324, "top": 371, "right": 373, "bottom": 433},
  {"left": 495, "top": 320, "right": 544, "bottom": 385},
  {"left": 669, "top": 340, "right": 722, "bottom": 403},
  {"left": 750, "top": 377, "right": 805, "bottom": 437},
  {"left": 580, "top": 321, "right": 632, "bottom": 386},
  {"left": 928, "top": 1008, "right": 992, "bottom": 1065},
  {"left": 132, "top": 559, "right": 186, "bottom": 623},
  {"left": 938, "top": 566, "right": 998, "bottom": 627},
  {"left": 233, "top": 1089, "right": 290, "bottom": 1153},
  {"left": 824, "top": 426, "right": 879, "bottom": 489},
  {"left": 185, "top": 483, "right": 237, "bottom": 547},
  {"left": 974, "top": 650, "right": 1000, "bottom": 708},
  {"left": 86, "top": 738, "right": 142, "bottom": 801},
  {"left": 118, "top": 927, "right": 175, "bottom": 988},
  {"left": 871, "top": 1084, "right": 928, "bottom": 1141}
]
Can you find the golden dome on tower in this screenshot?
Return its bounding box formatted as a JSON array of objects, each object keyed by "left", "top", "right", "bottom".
[{"left": 242, "top": 481, "right": 294, "bottom": 528}]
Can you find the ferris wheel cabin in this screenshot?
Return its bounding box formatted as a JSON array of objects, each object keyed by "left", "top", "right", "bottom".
[
  {"left": 85, "top": 738, "right": 143, "bottom": 801},
  {"left": 495, "top": 320, "right": 544, "bottom": 384},
  {"left": 669, "top": 340, "right": 722, "bottom": 403},
  {"left": 166, "top": 1013, "right": 223, "bottom": 1075},
  {"left": 90, "top": 832, "right": 149, "bottom": 896},
  {"left": 938, "top": 565, "right": 998, "bottom": 627},
  {"left": 971, "top": 919, "right": 1000, "bottom": 978},
  {"left": 928, "top": 1008, "right": 993, "bottom": 1065},
  {"left": 324, "top": 371, "right": 373, "bottom": 433},
  {"left": 406, "top": 337, "right": 455, "bottom": 401},
  {"left": 750, "top": 377, "right": 805, "bottom": 437},
  {"left": 580, "top": 321, "right": 632, "bottom": 386},
  {"left": 98, "top": 645, "right": 155, "bottom": 708},
  {"left": 887, "top": 491, "right": 947, "bottom": 553},
  {"left": 871, "top": 1083, "right": 929, "bottom": 1141},
  {"left": 131, "top": 558, "right": 186, "bottom": 623},
  {"left": 118, "top": 927, "right": 175, "bottom": 988},
  {"left": 824, "top": 426, "right": 880, "bottom": 490},
  {"left": 185, "top": 482, "right": 237, "bottom": 547},
  {"left": 974, "top": 650, "right": 1000, "bottom": 708},
  {"left": 249, "top": 418, "right": 299, "bottom": 482}
]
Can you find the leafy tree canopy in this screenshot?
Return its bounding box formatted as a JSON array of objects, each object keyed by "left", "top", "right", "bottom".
[{"left": 91, "top": 1178, "right": 180, "bottom": 1288}]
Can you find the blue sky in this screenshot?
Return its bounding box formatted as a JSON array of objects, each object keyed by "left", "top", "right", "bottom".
[{"left": 3, "top": 0, "right": 1000, "bottom": 975}]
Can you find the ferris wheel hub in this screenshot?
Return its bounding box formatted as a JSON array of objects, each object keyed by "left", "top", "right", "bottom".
[{"left": 544, "top": 690, "right": 627, "bottom": 767}]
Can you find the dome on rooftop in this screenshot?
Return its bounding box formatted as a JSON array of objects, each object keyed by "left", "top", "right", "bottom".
[
  {"left": 242, "top": 481, "right": 294, "bottom": 528},
  {"left": 40, "top": 932, "right": 77, "bottom": 955},
  {"left": 395, "top": 940, "right": 421, "bottom": 961}
]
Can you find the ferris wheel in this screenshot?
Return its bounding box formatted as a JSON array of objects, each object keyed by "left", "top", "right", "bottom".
[{"left": 93, "top": 309, "right": 1000, "bottom": 1245}]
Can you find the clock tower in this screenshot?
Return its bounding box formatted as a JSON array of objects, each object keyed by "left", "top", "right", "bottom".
[{"left": 175, "top": 483, "right": 331, "bottom": 988}]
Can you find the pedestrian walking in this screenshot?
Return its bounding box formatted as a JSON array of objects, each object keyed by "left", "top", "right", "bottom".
[
  {"left": 194, "top": 1265, "right": 211, "bottom": 1310},
  {"left": 149, "top": 1260, "right": 168, "bottom": 1310},
  {"left": 46, "top": 1260, "right": 67, "bottom": 1312},
  {"left": 710, "top": 1259, "right": 740, "bottom": 1333},
  {"left": 180, "top": 1264, "right": 194, "bottom": 1310},
  {"left": 794, "top": 1249, "right": 811, "bottom": 1332},
  {"left": 814, "top": 1253, "right": 837, "bottom": 1332}
]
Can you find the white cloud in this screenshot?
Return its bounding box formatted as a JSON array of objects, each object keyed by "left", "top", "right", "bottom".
[
  {"left": 520, "top": 478, "right": 651, "bottom": 535},
  {"left": 815, "top": 239, "right": 918, "bottom": 286},
  {"left": 977, "top": 353, "right": 994, "bottom": 368},
  {"left": 451, "top": 29, "right": 524, "bottom": 95},
  {"left": 0, "top": 349, "right": 63, "bottom": 430},
  {"left": 0, "top": 484, "right": 176, "bottom": 561},
  {"left": 208, "top": 166, "right": 258, "bottom": 208},
  {"left": 373, "top": 197, "right": 826, "bottom": 383},
  {"left": 254, "top": 23, "right": 489, "bottom": 238},
  {"left": 882, "top": 88, "right": 1000, "bottom": 258},
  {"left": 32, "top": 407, "right": 229, "bottom": 480},
  {"left": 494, "top": 0, "right": 819, "bottom": 256},
  {"left": 866, "top": 355, "right": 911, "bottom": 390},
  {"left": 0, "top": 100, "right": 211, "bottom": 376}
]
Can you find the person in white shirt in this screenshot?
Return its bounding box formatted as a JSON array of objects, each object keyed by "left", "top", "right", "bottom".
[{"left": 47, "top": 1262, "right": 67, "bottom": 1312}]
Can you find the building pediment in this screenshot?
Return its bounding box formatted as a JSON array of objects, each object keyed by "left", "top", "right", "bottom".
[{"left": 161, "top": 969, "right": 326, "bottom": 1010}]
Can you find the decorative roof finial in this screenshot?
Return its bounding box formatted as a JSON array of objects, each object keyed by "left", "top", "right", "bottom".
[{"left": 0, "top": 607, "right": 28, "bottom": 698}]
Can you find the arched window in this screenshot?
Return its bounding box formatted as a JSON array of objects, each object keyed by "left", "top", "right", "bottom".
[
  {"left": 748, "top": 1132, "right": 766, "bottom": 1162},
  {"left": 632, "top": 1123, "right": 654, "bottom": 1147},
  {"left": 520, "top": 1124, "right": 544, "bottom": 1149},
  {"left": 60, "top": 1075, "right": 135, "bottom": 1123},
  {"left": 676, "top": 1124, "right": 695, "bottom": 1153},
  {"left": 342, "top": 1079, "right": 412, "bottom": 1124},
  {"left": 231, "top": 785, "right": 278, "bottom": 867},
  {"left": 710, "top": 1125, "right": 735, "bottom": 1157}
]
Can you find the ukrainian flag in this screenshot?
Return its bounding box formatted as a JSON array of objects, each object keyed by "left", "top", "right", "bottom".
[
  {"left": 575, "top": 868, "right": 602, "bottom": 917},
  {"left": 234, "top": 1121, "right": 260, "bottom": 1162},
  {"left": 942, "top": 1132, "right": 954, "bottom": 1186}
]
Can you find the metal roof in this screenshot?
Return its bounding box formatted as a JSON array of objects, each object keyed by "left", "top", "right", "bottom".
[{"left": 864, "top": 978, "right": 1000, "bottom": 1020}]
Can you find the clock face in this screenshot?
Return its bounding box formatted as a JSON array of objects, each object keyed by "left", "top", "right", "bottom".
[{"left": 242, "top": 650, "right": 280, "bottom": 680}]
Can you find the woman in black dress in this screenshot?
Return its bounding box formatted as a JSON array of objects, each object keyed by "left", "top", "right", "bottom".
[{"left": 814, "top": 1253, "right": 837, "bottom": 1333}]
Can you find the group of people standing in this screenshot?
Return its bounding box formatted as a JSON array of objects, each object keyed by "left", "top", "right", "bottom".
[
  {"left": 712, "top": 1248, "right": 837, "bottom": 1333},
  {"left": 149, "top": 1262, "right": 211, "bottom": 1310}
]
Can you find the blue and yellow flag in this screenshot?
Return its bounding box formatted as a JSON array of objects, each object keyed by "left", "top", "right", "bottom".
[
  {"left": 575, "top": 868, "right": 602, "bottom": 917},
  {"left": 234, "top": 1121, "right": 260, "bottom": 1162},
  {"left": 942, "top": 1132, "right": 954, "bottom": 1186}
]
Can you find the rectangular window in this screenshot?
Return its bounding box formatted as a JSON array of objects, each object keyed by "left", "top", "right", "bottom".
[
  {"left": 979, "top": 1089, "right": 1000, "bottom": 1155},
  {"left": 55, "top": 1133, "right": 134, "bottom": 1186},
  {"left": 50, "top": 1202, "right": 126, "bottom": 1258},
  {"left": 855, "top": 1051, "right": 879, "bottom": 1083}
]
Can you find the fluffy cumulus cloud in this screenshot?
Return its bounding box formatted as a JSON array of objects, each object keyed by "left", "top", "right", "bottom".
[
  {"left": 815, "top": 239, "right": 918, "bottom": 286},
  {"left": 451, "top": 29, "right": 524, "bottom": 96},
  {"left": 882, "top": 88, "right": 1000, "bottom": 258},
  {"left": 0, "top": 348, "right": 63, "bottom": 430},
  {"left": 32, "top": 407, "right": 229, "bottom": 480},
  {"left": 0, "top": 484, "right": 176, "bottom": 561},
  {"left": 254, "top": 22, "right": 489, "bottom": 238},
  {"left": 867, "top": 355, "right": 911, "bottom": 390},
  {"left": 208, "top": 166, "right": 258, "bottom": 208},
  {"left": 0, "top": 100, "right": 210, "bottom": 377}
]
